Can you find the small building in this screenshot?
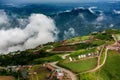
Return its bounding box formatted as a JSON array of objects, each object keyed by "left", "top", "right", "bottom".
[
  {"left": 88, "top": 53, "right": 91, "bottom": 56},
  {"left": 45, "top": 64, "right": 56, "bottom": 71},
  {"left": 107, "top": 42, "right": 120, "bottom": 51},
  {"left": 78, "top": 55, "right": 81, "bottom": 59},
  {"left": 57, "top": 72, "right": 64, "bottom": 80},
  {"left": 80, "top": 55, "right": 83, "bottom": 58},
  {"left": 69, "top": 57, "right": 73, "bottom": 61}
]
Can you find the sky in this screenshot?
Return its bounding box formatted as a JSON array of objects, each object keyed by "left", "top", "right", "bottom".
[{"left": 2, "top": 0, "right": 120, "bottom": 4}]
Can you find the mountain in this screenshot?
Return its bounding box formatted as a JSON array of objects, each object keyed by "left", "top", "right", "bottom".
[
  {"left": 50, "top": 6, "right": 120, "bottom": 40},
  {"left": 0, "top": 2, "right": 120, "bottom": 53}
]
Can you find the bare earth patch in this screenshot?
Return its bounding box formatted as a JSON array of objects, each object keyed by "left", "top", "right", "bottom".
[{"left": 0, "top": 76, "right": 15, "bottom": 80}]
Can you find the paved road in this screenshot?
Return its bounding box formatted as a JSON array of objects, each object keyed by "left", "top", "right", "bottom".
[
  {"left": 99, "top": 48, "right": 108, "bottom": 67},
  {"left": 97, "top": 46, "right": 105, "bottom": 66},
  {"left": 90, "top": 48, "right": 108, "bottom": 72},
  {"left": 50, "top": 62, "right": 77, "bottom": 80},
  {"left": 61, "top": 54, "right": 70, "bottom": 59},
  {"left": 50, "top": 42, "right": 111, "bottom": 78},
  {"left": 112, "top": 34, "right": 118, "bottom": 42}
]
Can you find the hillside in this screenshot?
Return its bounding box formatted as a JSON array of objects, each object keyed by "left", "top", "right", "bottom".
[
  {"left": 79, "top": 50, "right": 120, "bottom": 80},
  {"left": 0, "top": 29, "right": 120, "bottom": 80}
]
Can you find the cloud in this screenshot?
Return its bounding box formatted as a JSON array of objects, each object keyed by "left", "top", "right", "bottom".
[
  {"left": 0, "top": 13, "right": 59, "bottom": 54},
  {"left": 109, "top": 24, "right": 114, "bottom": 28},
  {"left": 64, "top": 27, "right": 76, "bottom": 39},
  {"left": 113, "top": 9, "right": 120, "bottom": 14},
  {"left": 96, "top": 14, "right": 105, "bottom": 22},
  {"left": 79, "top": 13, "right": 85, "bottom": 20},
  {"left": 0, "top": 10, "right": 9, "bottom": 26},
  {"left": 88, "top": 7, "right": 97, "bottom": 14}
]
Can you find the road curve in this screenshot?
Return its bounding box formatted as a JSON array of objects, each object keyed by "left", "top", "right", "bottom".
[{"left": 50, "top": 62, "right": 77, "bottom": 80}]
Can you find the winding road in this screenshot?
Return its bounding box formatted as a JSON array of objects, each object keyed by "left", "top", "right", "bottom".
[
  {"left": 49, "top": 34, "right": 116, "bottom": 79},
  {"left": 61, "top": 54, "right": 70, "bottom": 59},
  {"left": 50, "top": 62, "right": 77, "bottom": 80},
  {"left": 50, "top": 46, "right": 109, "bottom": 79}
]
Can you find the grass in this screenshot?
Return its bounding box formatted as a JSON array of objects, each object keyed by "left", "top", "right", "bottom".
[
  {"left": 100, "top": 48, "right": 106, "bottom": 64},
  {"left": 66, "top": 36, "right": 90, "bottom": 43},
  {"left": 115, "top": 34, "right": 120, "bottom": 41},
  {"left": 106, "top": 41, "right": 115, "bottom": 45},
  {"left": 72, "top": 40, "right": 105, "bottom": 50},
  {"left": 91, "top": 40, "right": 106, "bottom": 46},
  {"left": 95, "top": 33, "right": 112, "bottom": 41},
  {"left": 58, "top": 58, "right": 97, "bottom": 73},
  {"left": 33, "top": 55, "right": 62, "bottom": 64},
  {"left": 29, "top": 65, "right": 50, "bottom": 80},
  {"left": 81, "top": 36, "right": 90, "bottom": 41},
  {"left": 67, "top": 37, "right": 81, "bottom": 43},
  {"left": 79, "top": 50, "right": 120, "bottom": 80}
]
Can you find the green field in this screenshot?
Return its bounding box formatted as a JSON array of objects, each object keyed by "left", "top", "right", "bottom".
[
  {"left": 81, "top": 36, "right": 90, "bottom": 41},
  {"left": 115, "top": 34, "right": 120, "bottom": 40},
  {"left": 100, "top": 48, "right": 106, "bottom": 64},
  {"left": 79, "top": 50, "right": 120, "bottom": 80},
  {"left": 67, "top": 37, "right": 81, "bottom": 43},
  {"left": 58, "top": 58, "right": 98, "bottom": 73},
  {"left": 34, "top": 55, "right": 62, "bottom": 64},
  {"left": 65, "top": 35, "right": 90, "bottom": 44},
  {"left": 29, "top": 65, "right": 50, "bottom": 80}
]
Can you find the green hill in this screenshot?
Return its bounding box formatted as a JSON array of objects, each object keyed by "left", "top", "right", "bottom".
[
  {"left": 0, "top": 29, "right": 120, "bottom": 80},
  {"left": 79, "top": 50, "right": 120, "bottom": 80}
]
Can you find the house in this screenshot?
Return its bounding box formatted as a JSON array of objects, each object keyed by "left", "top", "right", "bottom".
[
  {"left": 69, "top": 57, "right": 73, "bottom": 61},
  {"left": 57, "top": 72, "right": 64, "bottom": 80},
  {"left": 45, "top": 64, "right": 56, "bottom": 71},
  {"left": 107, "top": 42, "right": 120, "bottom": 51}
]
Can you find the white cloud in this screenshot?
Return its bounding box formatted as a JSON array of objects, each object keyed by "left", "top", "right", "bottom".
[
  {"left": 64, "top": 27, "right": 76, "bottom": 39},
  {"left": 113, "top": 10, "right": 120, "bottom": 14},
  {"left": 0, "top": 10, "right": 9, "bottom": 25},
  {"left": 109, "top": 24, "right": 114, "bottom": 28},
  {"left": 17, "top": 18, "right": 28, "bottom": 28},
  {"left": 88, "top": 7, "right": 97, "bottom": 14},
  {"left": 96, "top": 14, "right": 105, "bottom": 22},
  {"left": 0, "top": 14, "right": 59, "bottom": 54},
  {"left": 79, "top": 13, "right": 85, "bottom": 20}
]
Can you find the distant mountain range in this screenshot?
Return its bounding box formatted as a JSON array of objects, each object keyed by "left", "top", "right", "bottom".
[
  {"left": 0, "top": 2, "right": 120, "bottom": 53},
  {"left": 51, "top": 6, "right": 120, "bottom": 39},
  {"left": 0, "top": 3, "right": 120, "bottom": 40}
]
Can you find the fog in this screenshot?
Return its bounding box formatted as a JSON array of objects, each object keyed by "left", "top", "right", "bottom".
[{"left": 0, "top": 12, "right": 59, "bottom": 54}]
